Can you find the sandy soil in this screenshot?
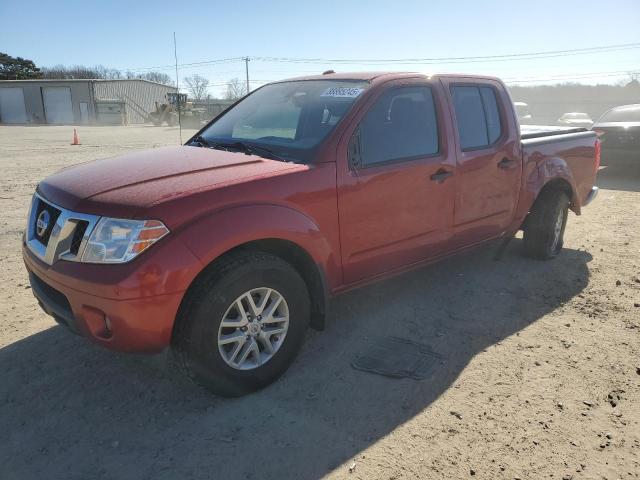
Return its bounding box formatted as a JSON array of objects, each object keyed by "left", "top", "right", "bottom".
[{"left": 1, "top": 125, "right": 638, "bottom": 480}]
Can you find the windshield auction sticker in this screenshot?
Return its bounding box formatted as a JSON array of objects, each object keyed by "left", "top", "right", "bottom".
[{"left": 320, "top": 87, "right": 365, "bottom": 98}]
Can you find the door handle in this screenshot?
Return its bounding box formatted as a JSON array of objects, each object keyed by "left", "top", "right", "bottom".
[
  {"left": 430, "top": 169, "right": 454, "bottom": 183},
  {"left": 498, "top": 157, "right": 517, "bottom": 169}
]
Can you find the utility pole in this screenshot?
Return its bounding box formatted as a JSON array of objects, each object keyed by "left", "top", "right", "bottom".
[
  {"left": 244, "top": 56, "right": 250, "bottom": 95},
  {"left": 173, "top": 32, "right": 182, "bottom": 144}
]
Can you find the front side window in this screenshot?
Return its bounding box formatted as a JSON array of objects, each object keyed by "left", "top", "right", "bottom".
[
  {"left": 357, "top": 86, "right": 439, "bottom": 166},
  {"left": 199, "top": 80, "right": 369, "bottom": 163},
  {"left": 451, "top": 85, "right": 503, "bottom": 150}
]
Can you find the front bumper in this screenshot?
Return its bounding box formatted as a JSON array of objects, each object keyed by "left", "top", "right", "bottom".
[{"left": 23, "top": 234, "right": 201, "bottom": 353}]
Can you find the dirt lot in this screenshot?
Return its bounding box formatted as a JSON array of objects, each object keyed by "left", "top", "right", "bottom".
[{"left": 1, "top": 125, "right": 639, "bottom": 480}]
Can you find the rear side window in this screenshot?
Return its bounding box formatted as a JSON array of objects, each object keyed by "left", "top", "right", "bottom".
[
  {"left": 480, "top": 87, "right": 501, "bottom": 143},
  {"left": 451, "top": 85, "right": 503, "bottom": 150},
  {"left": 358, "top": 86, "right": 438, "bottom": 166}
]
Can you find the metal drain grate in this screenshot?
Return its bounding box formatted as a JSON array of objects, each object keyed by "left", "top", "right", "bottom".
[{"left": 351, "top": 336, "right": 443, "bottom": 380}]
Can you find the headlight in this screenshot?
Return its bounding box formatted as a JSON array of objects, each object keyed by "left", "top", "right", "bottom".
[{"left": 82, "top": 218, "right": 169, "bottom": 264}]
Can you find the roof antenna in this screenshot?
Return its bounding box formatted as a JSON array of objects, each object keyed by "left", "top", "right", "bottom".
[{"left": 322, "top": 69, "right": 335, "bottom": 75}]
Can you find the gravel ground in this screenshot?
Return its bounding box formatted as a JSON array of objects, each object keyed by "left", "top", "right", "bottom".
[{"left": 1, "top": 125, "right": 638, "bottom": 480}]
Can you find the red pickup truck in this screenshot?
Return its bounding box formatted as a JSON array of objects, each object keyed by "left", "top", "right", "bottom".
[{"left": 23, "top": 72, "right": 600, "bottom": 396}]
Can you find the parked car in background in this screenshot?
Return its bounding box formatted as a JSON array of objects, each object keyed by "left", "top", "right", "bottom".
[
  {"left": 592, "top": 104, "right": 640, "bottom": 172},
  {"left": 557, "top": 112, "right": 593, "bottom": 128},
  {"left": 514, "top": 101, "right": 533, "bottom": 124}
]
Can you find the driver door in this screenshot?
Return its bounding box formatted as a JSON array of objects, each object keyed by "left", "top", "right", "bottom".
[{"left": 336, "top": 81, "right": 456, "bottom": 284}]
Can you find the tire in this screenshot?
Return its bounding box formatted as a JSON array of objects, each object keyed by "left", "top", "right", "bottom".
[
  {"left": 172, "top": 252, "right": 310, "bottom": 396},
  {"left": 522, "top": 189, "right": 570, "bottom": 260}
]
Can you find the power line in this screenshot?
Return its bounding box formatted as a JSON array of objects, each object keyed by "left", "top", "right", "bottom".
[
  {"left": 121, "top": 57, "right": 244, "bottom": 73},
  {"left": 119, "top": 42, "right": 640, "bottom": 73},
  {"left": 252, "top": 43, "right": 640, "bottom": 65},
  {"left": 504, "top": 70, "right": 639, "bottom": 84},
  {"left": 502, "top": 69, "right": 638, "bottom": 81}
]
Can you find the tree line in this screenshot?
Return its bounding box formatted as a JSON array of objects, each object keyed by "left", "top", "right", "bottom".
[{"left": 1, "top": 52, "right": 245, "bottom": 101}]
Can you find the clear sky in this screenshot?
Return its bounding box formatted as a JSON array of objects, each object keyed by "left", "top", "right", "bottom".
[{"left": 2, "top": 0, "right": 639, "bottom": 96}]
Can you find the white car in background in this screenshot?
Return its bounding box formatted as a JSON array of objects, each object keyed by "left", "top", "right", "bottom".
[
  {"left": 557, "top": 112, "right": 594, "bottom": 128},
  {"left": 514, "top": 101, "right": 533, "bottom": 124}
]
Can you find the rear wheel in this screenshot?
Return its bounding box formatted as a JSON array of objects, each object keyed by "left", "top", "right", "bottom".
[
  {"left": 522, "top": 189, "right": 570, "bottom": 260},
  {"left": 172, "top": 252, "right": 310, "bottom": 396}
]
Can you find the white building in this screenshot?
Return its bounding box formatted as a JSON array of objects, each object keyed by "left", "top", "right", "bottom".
[{"left": 0, "top": 79, "right": 176, "bottom": 125}]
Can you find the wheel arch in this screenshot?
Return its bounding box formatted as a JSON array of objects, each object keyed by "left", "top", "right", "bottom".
[
  {"left": 521, "top": 177, "right": 574, "bottom": 231},
  {"left": 537, "top": 177, "right": 574, "bottom": 204},
  {"left": 535, "top": 158, "right": 581, "bottom": 214},
  {"left": 171, "top": 202, "right": 341, "bottom": 336},
  {"left": 220, "top": 238, "right": 328, "bottom": 331},
  {"left": 176, "top": 237, "right": 329, "bottom": 334}
]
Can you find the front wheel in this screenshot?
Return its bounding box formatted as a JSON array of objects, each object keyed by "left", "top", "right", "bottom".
[
  {"left": 522, "top": 189, "right": 570, "bottom": 260},
  {"left": 172, "top": 252, "right": 310, "bottom": 396}
]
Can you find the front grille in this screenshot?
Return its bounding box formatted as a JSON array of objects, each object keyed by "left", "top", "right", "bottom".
[
  {"left": 34, "top": 198, "right": 61, "bottom": 246},
  {"left": 70, "top": 220, "right": 89, "bottom": 255},
  {"left": 26, "top": 193, "right": 100, "bottom": 265}
]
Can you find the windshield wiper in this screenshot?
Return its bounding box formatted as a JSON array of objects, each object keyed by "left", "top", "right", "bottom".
[
  {"left": 191, "top": 137, "right": 294, "bottom": 163},
  {"left": 213, "top": 141, "right": 291, "bottom": 163},
  {"left": 189, "top": 135, "right": 211, "bottom": 148}
]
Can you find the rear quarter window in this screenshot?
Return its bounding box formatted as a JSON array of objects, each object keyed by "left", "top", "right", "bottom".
[
  {"left": 451, "top": 85, "right": 503, "bottom": 150},
  {"left": 480, "top": 87, "right": 502, "bottom": 144}
]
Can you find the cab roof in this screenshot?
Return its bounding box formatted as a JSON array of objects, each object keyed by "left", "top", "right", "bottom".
[{"left": 272, "top": 71, "right": 502, "bottom": 84}]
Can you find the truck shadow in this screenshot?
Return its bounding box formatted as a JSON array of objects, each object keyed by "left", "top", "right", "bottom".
[{"left": 1, "top": 241, "right": 592, "bottom": 480}]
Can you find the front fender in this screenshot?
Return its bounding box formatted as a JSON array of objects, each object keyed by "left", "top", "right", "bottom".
[{"left": 177, "top": 203, "right": 341, "bottom": 288}]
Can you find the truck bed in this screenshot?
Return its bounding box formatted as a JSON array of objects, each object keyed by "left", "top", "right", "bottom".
[{"left": 520, "top": 126, "right": 598, "bottom": 211}]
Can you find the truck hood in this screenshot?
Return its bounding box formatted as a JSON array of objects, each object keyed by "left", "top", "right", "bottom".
[{"left": 38, "top": 146, "right": 305, "bottom": 217}]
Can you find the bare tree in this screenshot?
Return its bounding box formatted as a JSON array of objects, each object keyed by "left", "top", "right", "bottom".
[
  {"left": 184, "top": 74, "right": 210, "bottom": 100},
  {"left": 225, "top": 77, "right": 245, "bottom": 101},
  {"left": 41, "top": 64, "right": 119, "bottom": 79},
  {"left": 40, "top": 64, "right": 174, "bottom": 85},
  {"left": 43, "top": 64, "right": 119, "bottom": 79},
  {"left": 93, "top": 65, "right": 122, "bottom": 79},
  {"left": 139, "top": 71, "right": 174, "bottom": 86},
  {"left": 624, "top": 71, "right": 640, "bottom": 87}
]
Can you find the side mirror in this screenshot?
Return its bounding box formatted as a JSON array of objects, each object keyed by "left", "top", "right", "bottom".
[{"left": 348, "top": 129, "right": 362, "bottom": 169}]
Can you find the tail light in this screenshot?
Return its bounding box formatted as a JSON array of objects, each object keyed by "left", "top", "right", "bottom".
[
  {"left": 594, "top": 139, "right": 602, "bottom": 174},
  {"left": 592, "top": 129, "right": 605, "bottom": 138}
]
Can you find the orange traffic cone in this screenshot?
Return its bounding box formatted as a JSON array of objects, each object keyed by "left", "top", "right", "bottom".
[{"left": 71, "top": 129, "right": 80, "bottom": 145}]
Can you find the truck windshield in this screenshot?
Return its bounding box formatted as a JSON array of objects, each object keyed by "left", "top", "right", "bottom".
[{"left": 195, "top": 80, "right": 369, "bottom": 163}]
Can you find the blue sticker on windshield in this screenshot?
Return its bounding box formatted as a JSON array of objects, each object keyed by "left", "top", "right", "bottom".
[{"left": 320, "top": 87, "right": 365, "bottom": 98}]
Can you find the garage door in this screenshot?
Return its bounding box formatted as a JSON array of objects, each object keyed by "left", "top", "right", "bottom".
[
  {"left": 0, "top": 88, "right": 27, "bottom": 123},
  {"left": 43, "top": 87, "right": 74, "bottom": 124}
]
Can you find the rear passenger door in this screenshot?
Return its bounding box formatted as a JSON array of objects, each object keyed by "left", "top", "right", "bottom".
[
  {"left": 440, "top": 78, "right": 521, "bottom": 247},
  {"left": 337, "top": 81, "right": 456, "bottom": 284}
]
